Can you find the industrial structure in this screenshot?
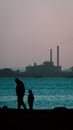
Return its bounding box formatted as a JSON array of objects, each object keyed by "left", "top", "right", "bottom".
[
  {"left": 25, "top": 46, "right": 63, "bottom": 77},
  {"left": 0, "top": 46, "right": 73, "bottom": 77}
]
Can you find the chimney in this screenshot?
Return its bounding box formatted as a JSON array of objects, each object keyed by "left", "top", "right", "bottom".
[
  {"left": 57, "top": 46, "right": 59, "bottom": 66},
  {"left": 50, "top": 49, "right": 52, "bottom": 62}
]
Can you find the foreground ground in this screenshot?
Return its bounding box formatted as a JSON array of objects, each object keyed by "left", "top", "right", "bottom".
[{"left": 0, "top": 107, "right": 73, "bottom": 130}]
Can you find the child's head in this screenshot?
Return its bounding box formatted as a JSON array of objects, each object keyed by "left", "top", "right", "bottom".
[{"left": 28, "top": 89, "right": 32, "bottom": 94}]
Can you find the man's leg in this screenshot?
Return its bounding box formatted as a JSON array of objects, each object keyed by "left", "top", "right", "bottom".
[
  {"left": 22, "top": 97, "right": 26, "bottom": 109},
  {"left": 18, "top": 97, "right": 21, "bottom": 109}
]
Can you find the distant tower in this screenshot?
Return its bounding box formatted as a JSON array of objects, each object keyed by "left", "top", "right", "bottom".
[
  {"left": 50, "top": 49, "right": 52, "bottom": 62},
  {"left": 34, "top": 62, "right": 37, "bottom": 66},
  {"left": 57, "top": 46, "right": 59, "bottom": 66}
]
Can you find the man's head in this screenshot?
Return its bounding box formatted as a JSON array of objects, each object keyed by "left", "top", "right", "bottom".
[{"left": 15, "top": 78, "right": 20, "bottom": 84}]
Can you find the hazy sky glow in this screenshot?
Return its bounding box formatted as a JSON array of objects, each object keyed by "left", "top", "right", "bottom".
[{"left": 0, "top": 0, "right": 73, "bottom": 70}]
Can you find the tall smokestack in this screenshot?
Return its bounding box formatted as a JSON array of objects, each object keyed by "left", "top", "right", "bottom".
[
  {"left": 50, "top": 49, "right": 52, "bottom": 62},
  {"left": 57, "top": 46, "right": 59, "bottom": 66}
]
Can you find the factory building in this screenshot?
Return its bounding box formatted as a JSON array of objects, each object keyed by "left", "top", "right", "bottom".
[{"left": 25, "top": 46, "right": 61, "bottom": 77}]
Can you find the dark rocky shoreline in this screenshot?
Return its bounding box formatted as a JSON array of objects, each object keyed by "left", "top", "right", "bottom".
[{"left": 0, "top": 107, "right": 73, "bottom": 130}]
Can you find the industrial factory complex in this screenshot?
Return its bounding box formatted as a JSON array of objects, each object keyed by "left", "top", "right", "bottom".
[
  {"left": 0, "top": 46, "right": 73, "bottom": 77},
  {"left": 25, "top": 46, "right": 73, "bottom": 77}
]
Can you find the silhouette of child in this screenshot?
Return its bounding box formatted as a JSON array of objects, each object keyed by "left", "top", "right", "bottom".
[{"left": 28, "top": 89, "right": 34, "bottom": 110}]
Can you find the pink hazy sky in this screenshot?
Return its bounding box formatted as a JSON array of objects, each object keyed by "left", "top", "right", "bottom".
[{"left": 0, "top": 0, "right": 73, "bottom": 70}]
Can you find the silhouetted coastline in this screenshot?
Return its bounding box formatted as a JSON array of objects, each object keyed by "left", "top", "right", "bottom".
[
  {"left": 0, "top": 106, "right": 73, "bottom": 129},
  {"left": 0, "top": 68, "right": 73, "bottom": 78}
]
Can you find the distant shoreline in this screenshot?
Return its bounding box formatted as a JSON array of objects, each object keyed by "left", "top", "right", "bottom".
[{"left": 0, "top": 68, "right": 73, "bottom": 78}]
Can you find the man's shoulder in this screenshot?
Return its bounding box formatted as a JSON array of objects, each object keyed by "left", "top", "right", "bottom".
[
  {"left": 20, "top": 80, "right": 24, "bottom": 85},
  {"left": 20, "top": 81, "right": 25, "bottom": 88}
]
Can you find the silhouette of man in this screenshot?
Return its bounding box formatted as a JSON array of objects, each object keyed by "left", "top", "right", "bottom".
[
  {"left": 28, "top": 89, "right": 34, "bottom": 110},
  {"left": 15, "top": 78, "right": 26, "bottom": 109}
]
